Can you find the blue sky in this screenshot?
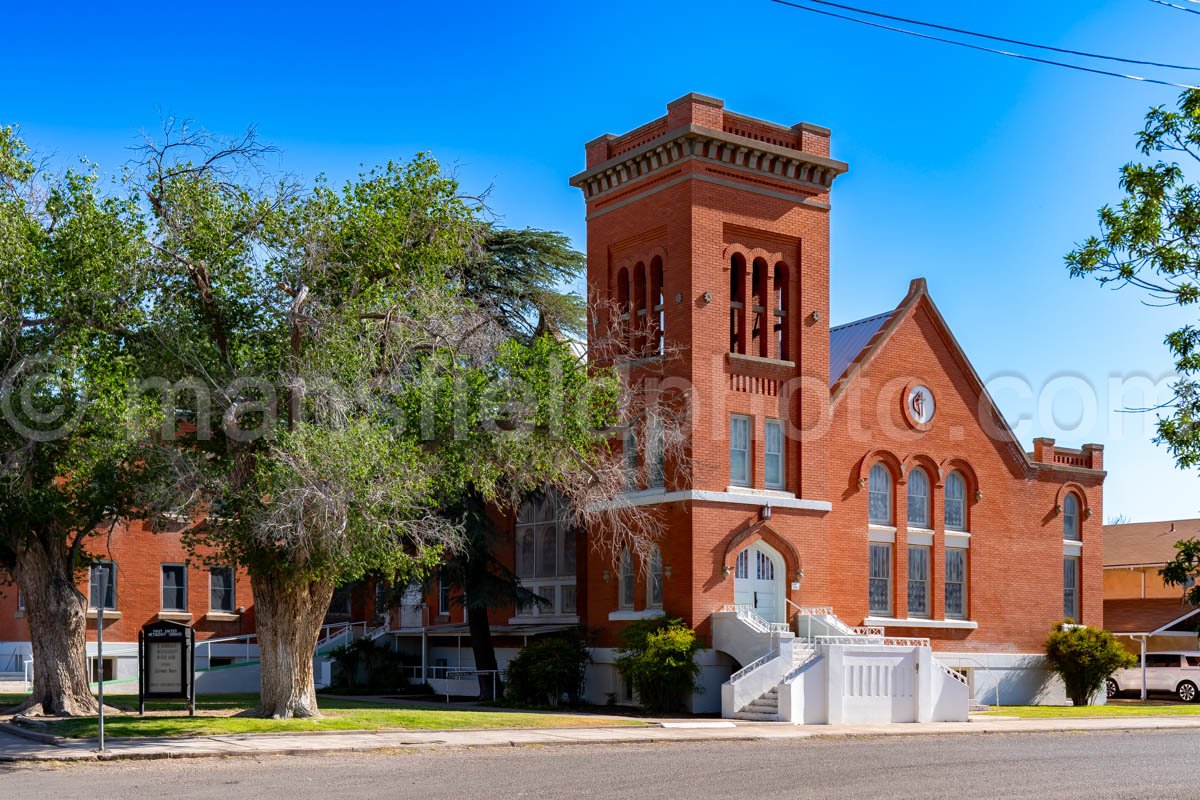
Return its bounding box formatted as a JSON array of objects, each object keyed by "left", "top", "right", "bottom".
[{"left": 4, "top": 0, "right": 1198, "bottom": 521}]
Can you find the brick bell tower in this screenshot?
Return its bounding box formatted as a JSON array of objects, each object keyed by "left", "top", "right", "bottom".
[{"left": 570, "top": 94, "right": 849, "bottom": 641}]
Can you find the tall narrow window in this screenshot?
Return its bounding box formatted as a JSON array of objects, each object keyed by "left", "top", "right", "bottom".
[
  {"left": 751, "top": 258, "right": 768, "bottom": 357},
  {"left": 648, "top": 546, "right": 664, "bottom": 609},
  {"left": 907, "top": 468, "right": 930, "bottom": 528},
  {"left": 730, "top": 415, "right": 751, "bottom": 487},
  {"left": 161, "top": 564, "right": 187, "bottom": 612},
  {"left": 89, "top": 561, "right": 117, "bottom": 611},
  {"left": 515, "top": 495, "right": 576, "bottom": 618},
  {"left": 1063, "top": 493, "right": 1081, "bottom": 541},
  {"left": 945, "top": 548, "right": 967, "bottom": 619},
  {"left": 764, "top": 419, "right": 784, "bottom": 490},
  {"left": 616, "top": 268, "right": 631, "bottom": 349},
  {"left": 1063, "top": 556, "right": 1080, "bottom": 620},
  {"left": 208, "top": 567, "right": 234, "bottom": 613},
  {"left": 868, "top": 544, "right": 892, "bottom": 615},
  {"left": 623, "top": 427, "right": 639, "bottom": 490},
  {"left": 438, "top": 572, "right": 451, "bottom": 615},
  {"left": 907, "top": 545, "right": 930, "bottom": 618},
  {"left": 773, "top": 263, "right": 789, "bottom": 361},
  {"left": 633, "top": 262, "right": 647, "bottom": 354},
  {"left": 729, "top": 254, "right": 746, "bottom": 354},
  {"left": 650, "top": 256, "right": 665, "bottom": 356},
  {"left": 945, "top": 471, "right": 967, "bottom": 531},
  {"left": 618, "top": 549, "right": 635, "bottom": 610},
  {"left": 868, "top": 463, "right": 893, "bottom": 525},
  {"left": 647, "top": 415, "right": 665, "bottom": 489},
  {"left": 735, "top": 548, "right": 750, "bottom": 580}
]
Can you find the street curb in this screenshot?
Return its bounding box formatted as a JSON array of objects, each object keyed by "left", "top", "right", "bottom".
[
  {"left": 0, "top": 720, "right": 64, "bottom": 747},
  {"left": 7, "top": 717, "right": 1200, "bottom": 764}
]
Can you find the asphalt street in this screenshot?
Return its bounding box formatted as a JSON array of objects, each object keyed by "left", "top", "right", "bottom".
[{"left": 2, "top": 729, "right": 1193, "bottom": 799}]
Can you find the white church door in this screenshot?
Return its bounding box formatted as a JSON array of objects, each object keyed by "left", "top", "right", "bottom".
[{"left": 732, "top": 543, "right": 784, "bottom": 624}]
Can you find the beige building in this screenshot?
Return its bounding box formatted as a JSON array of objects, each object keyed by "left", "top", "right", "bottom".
[{"left": 1104, "top": 519, "right": 1200, "bottom": 652}]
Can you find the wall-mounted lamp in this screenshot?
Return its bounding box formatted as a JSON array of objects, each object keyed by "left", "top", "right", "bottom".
[
  {"left": 674, "top": 292, "right": 684, "bottom": 305},
  {"left": 602, "top": 569, "right": 611, "bottom": 583},
  {"left": 795, "top": 568, "right": 804, "bottom": 583},
  {"left": 702, "top": 291, "right": 713, "bottom": 304},
  {"left": 722, "top": 564, "right": 731, "bottom": 580},
  {"left": 974, "top": 489, "right": 983, "bottom": 502},
  {"left": 760, "top": 504, "right": 772, "bottom": 522},
  {"left": 1054, "top": 503, "right": 1062, "bottom": 514},
  {"left": 857, "top": 477, "right": 867, "bottom": 490},
  {"left": 664, "top": 565, "right": 673, "bottom": 579},
  {"left": 1084, "top": 507, "right": 1093, "bottom": 520},
  {"left": 809, "top": 310, "right": 821, "bottom": 322}
]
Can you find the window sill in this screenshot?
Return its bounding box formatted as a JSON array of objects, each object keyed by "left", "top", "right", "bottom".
[
  {"left": 868, "top": 526, "right": 896, "bottom": 544},
  {"left": 864, "top": 616, "right": 979, "bottom": 630},
  {"left": 726, "top": 352, "right": 795, "bottom": 371},
  {"left": 158, "top": 611, "right": 193, "bottom": 622},
  {"left": 13, "top": 611, "right": 23, "bottom": 618},
  {"left": 906, "top": 529, "right": 934, "bottom": 546},
  {"left": 608, "top": 610, "right": 666, "bottom": 622},
  {"left": 86, "top": 609, "right": 121, "bottom": 619},
  {"left": 724, "top": 486, "right": 795, "bottom": 500},
  {"left": 205, "top": 612, "right": 241, "bottom": 622},
  {"left": 945, "top": 532, "right": 971, "bottom": 548}
]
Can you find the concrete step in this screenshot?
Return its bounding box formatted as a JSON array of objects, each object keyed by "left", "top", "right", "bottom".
[
  {"left": 732, "top": 709, "right": 780, "bottom": 722},
  {"left": 748, "top": 698, "right": 778, "bottom": 711}
]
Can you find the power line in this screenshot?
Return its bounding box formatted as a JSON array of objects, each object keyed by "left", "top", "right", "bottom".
[
  {"left": 787, "top": 0, "right": 1200, "bottom": 71},
  {"left": 1145, "top": 0, "right": 1200, "bottom": 16},
  {"left": 770, "top": 0, "right": 1200, "bottom": 90}
]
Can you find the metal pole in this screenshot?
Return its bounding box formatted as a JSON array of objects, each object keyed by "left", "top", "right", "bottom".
[
  {"left": 1141, "top": 636, "right": 1148, "bottom": 701},
  {"left": 96, "top": 566, "right": 106, "bottom": 753}
]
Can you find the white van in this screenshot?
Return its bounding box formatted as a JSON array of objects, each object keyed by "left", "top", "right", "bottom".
[{"left": 1107, "top": 651, "right": 1200, "bottom": 702}]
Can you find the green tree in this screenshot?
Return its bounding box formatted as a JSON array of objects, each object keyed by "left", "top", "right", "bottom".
[
  {"left": 1044, "top": 621, "right": 1136, "bottom": 706},
  {"left": 615, "top": 617, "right": 701, "bottom": 714},
  {"left": 134, "top": 128, "right": 639, "bottom": 719},
  {"left": 0, "top": 127, "right": 153, "bottom": 715},
  {"left": 1067, "top": 89, "right": 1200, "bottom": 464}
]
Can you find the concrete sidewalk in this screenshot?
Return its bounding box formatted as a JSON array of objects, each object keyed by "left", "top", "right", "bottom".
[{"left": 4, "top": 714, "right": 1200, "bottom": 762}]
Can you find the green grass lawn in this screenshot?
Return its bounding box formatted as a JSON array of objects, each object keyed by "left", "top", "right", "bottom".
[
  {"left": 1, "top": 693, "right": 642, "bottom": 739},
  {"left": 980, "top": 702, "right": 1200, "bottom": 719}
]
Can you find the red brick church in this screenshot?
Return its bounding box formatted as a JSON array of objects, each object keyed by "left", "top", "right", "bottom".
[{"left": 0, "top": 94, "right": 1105, "bottom": 720}]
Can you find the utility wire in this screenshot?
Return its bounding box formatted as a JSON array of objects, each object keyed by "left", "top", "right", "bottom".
[
  {"left": 770, "top": 0, "right": 1200, "bottom": 90},
  {"left": 1145, "top": 0, "right": 1200, "bottom": 16},
  {"left": 785, "top": 0, "right": 1200, "bottom": 71}
]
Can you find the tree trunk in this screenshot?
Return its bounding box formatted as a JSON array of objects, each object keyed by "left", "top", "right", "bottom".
[
  {"left": 13, "top": 540, "right": 97, "bottom": 716},
  {"left": 251, "top": 573, "right": 334, "bottom": 718},
  {"left": 467, "top": 605, "right": 502, "bottom": 701}
]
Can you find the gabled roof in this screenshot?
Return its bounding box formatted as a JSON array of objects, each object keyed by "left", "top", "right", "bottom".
[
  {"left": 1104, "top": 519, "right": 1200, "bottom": 567},
  {"left": 1104, "top": 598, "right": 1200, "bottom": 636},
  {"left": 830, "top": 311, "right": 892, "bottom": 388},
  {"left": 827, "top": 278, "right": 1094, "bottom": 477}
]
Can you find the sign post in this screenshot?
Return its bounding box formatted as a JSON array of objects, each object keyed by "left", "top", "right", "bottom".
[
  {"left": 137, "top": 620, "right": 196, "bottom": 717},
  {"left": 96, "top": 565, "right": 106, "bottom": 753}
]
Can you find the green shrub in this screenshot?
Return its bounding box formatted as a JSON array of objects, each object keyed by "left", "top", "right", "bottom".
[
  {"left": 1044, "top": 620, "right": 1136, "bottom": 706},
  {"left": 328, "top": 638, "right": 408, "bottom": 692},
  {"left": 615, "top": 617, "right": 701, "bottom": 713},
  {"left": 504, "top": 634, "right": 591, "bottom": 707}
]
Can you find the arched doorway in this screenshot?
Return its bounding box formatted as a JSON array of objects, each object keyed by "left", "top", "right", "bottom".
[{"left": 733, "top": 542, "right": 785, "bottom": 624}]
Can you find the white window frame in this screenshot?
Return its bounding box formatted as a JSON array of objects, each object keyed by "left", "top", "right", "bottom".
[
  {"left": 160, "top": 563, "right": 188, "bottom": 612},
  {"left": 438, "top": 575, "right": 451, "bottom": 616},
  {"left": 1064, "top": 555, "right": 1081, "bottom": 621},
  {"left": 1063, "top": 493, "right": 1081, "bottom": 541},
  {"left": 514, "top": 496, "right": 577, "bottom": 619},
  {"left": 945, "top": 547, "right": 967, "bottom": 620},
  {"left": 868, "top": 463, "right": 892, "bottom": 525},
  {"left": 89, "top": 561, "right": 117, "bottom": 611},
  {"left": 906, "top": 468, "right": 930, "bottom": 529},
  {"left": 868, "top": 543, "right": 892, "bottom": 616},
  {"left": 647, "top": 415, "right": 665, "bottom": 489},
  {"left": 944, "top": 471, "right": 967, "bottom": 532},
  {"left": 906, "top": 545, "right": 931, "bottom": 619},
  {"left": 730, "top": 415, "right": 751, "bottom": 487},
  {"left": 648, "top": 547, "right": 664, "bottom": 609},
  {"left": 209, "top": 566, "right": 236, "bottom": 613},
  {"left": 624, "top": 428, "right": 639, "bottom": 491},
  {"left": 764, "top": 418, "right": 784, "bottom": 490},
  {"left": 618, "top": 550, "right": 635, "bottom": 610}
]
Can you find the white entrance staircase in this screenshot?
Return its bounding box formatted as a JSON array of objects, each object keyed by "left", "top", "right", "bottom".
[{"left": 715, "top": 605, "right": 969, "bottom": 724}]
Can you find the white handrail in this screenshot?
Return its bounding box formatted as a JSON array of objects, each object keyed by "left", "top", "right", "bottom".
[
  {"left": 729, "top": 650, "right": 778, "bottom": 683},
  {"left": 814, "top": 635, "right": 930, "bottom": 647},
  {"left": 945, "top": 654, "right": 1001, "bottom": 707}
]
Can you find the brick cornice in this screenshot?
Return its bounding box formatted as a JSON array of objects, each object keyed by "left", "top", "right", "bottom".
[{"left": 568, "top": 123, "right": 849, "bottom": 202}]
